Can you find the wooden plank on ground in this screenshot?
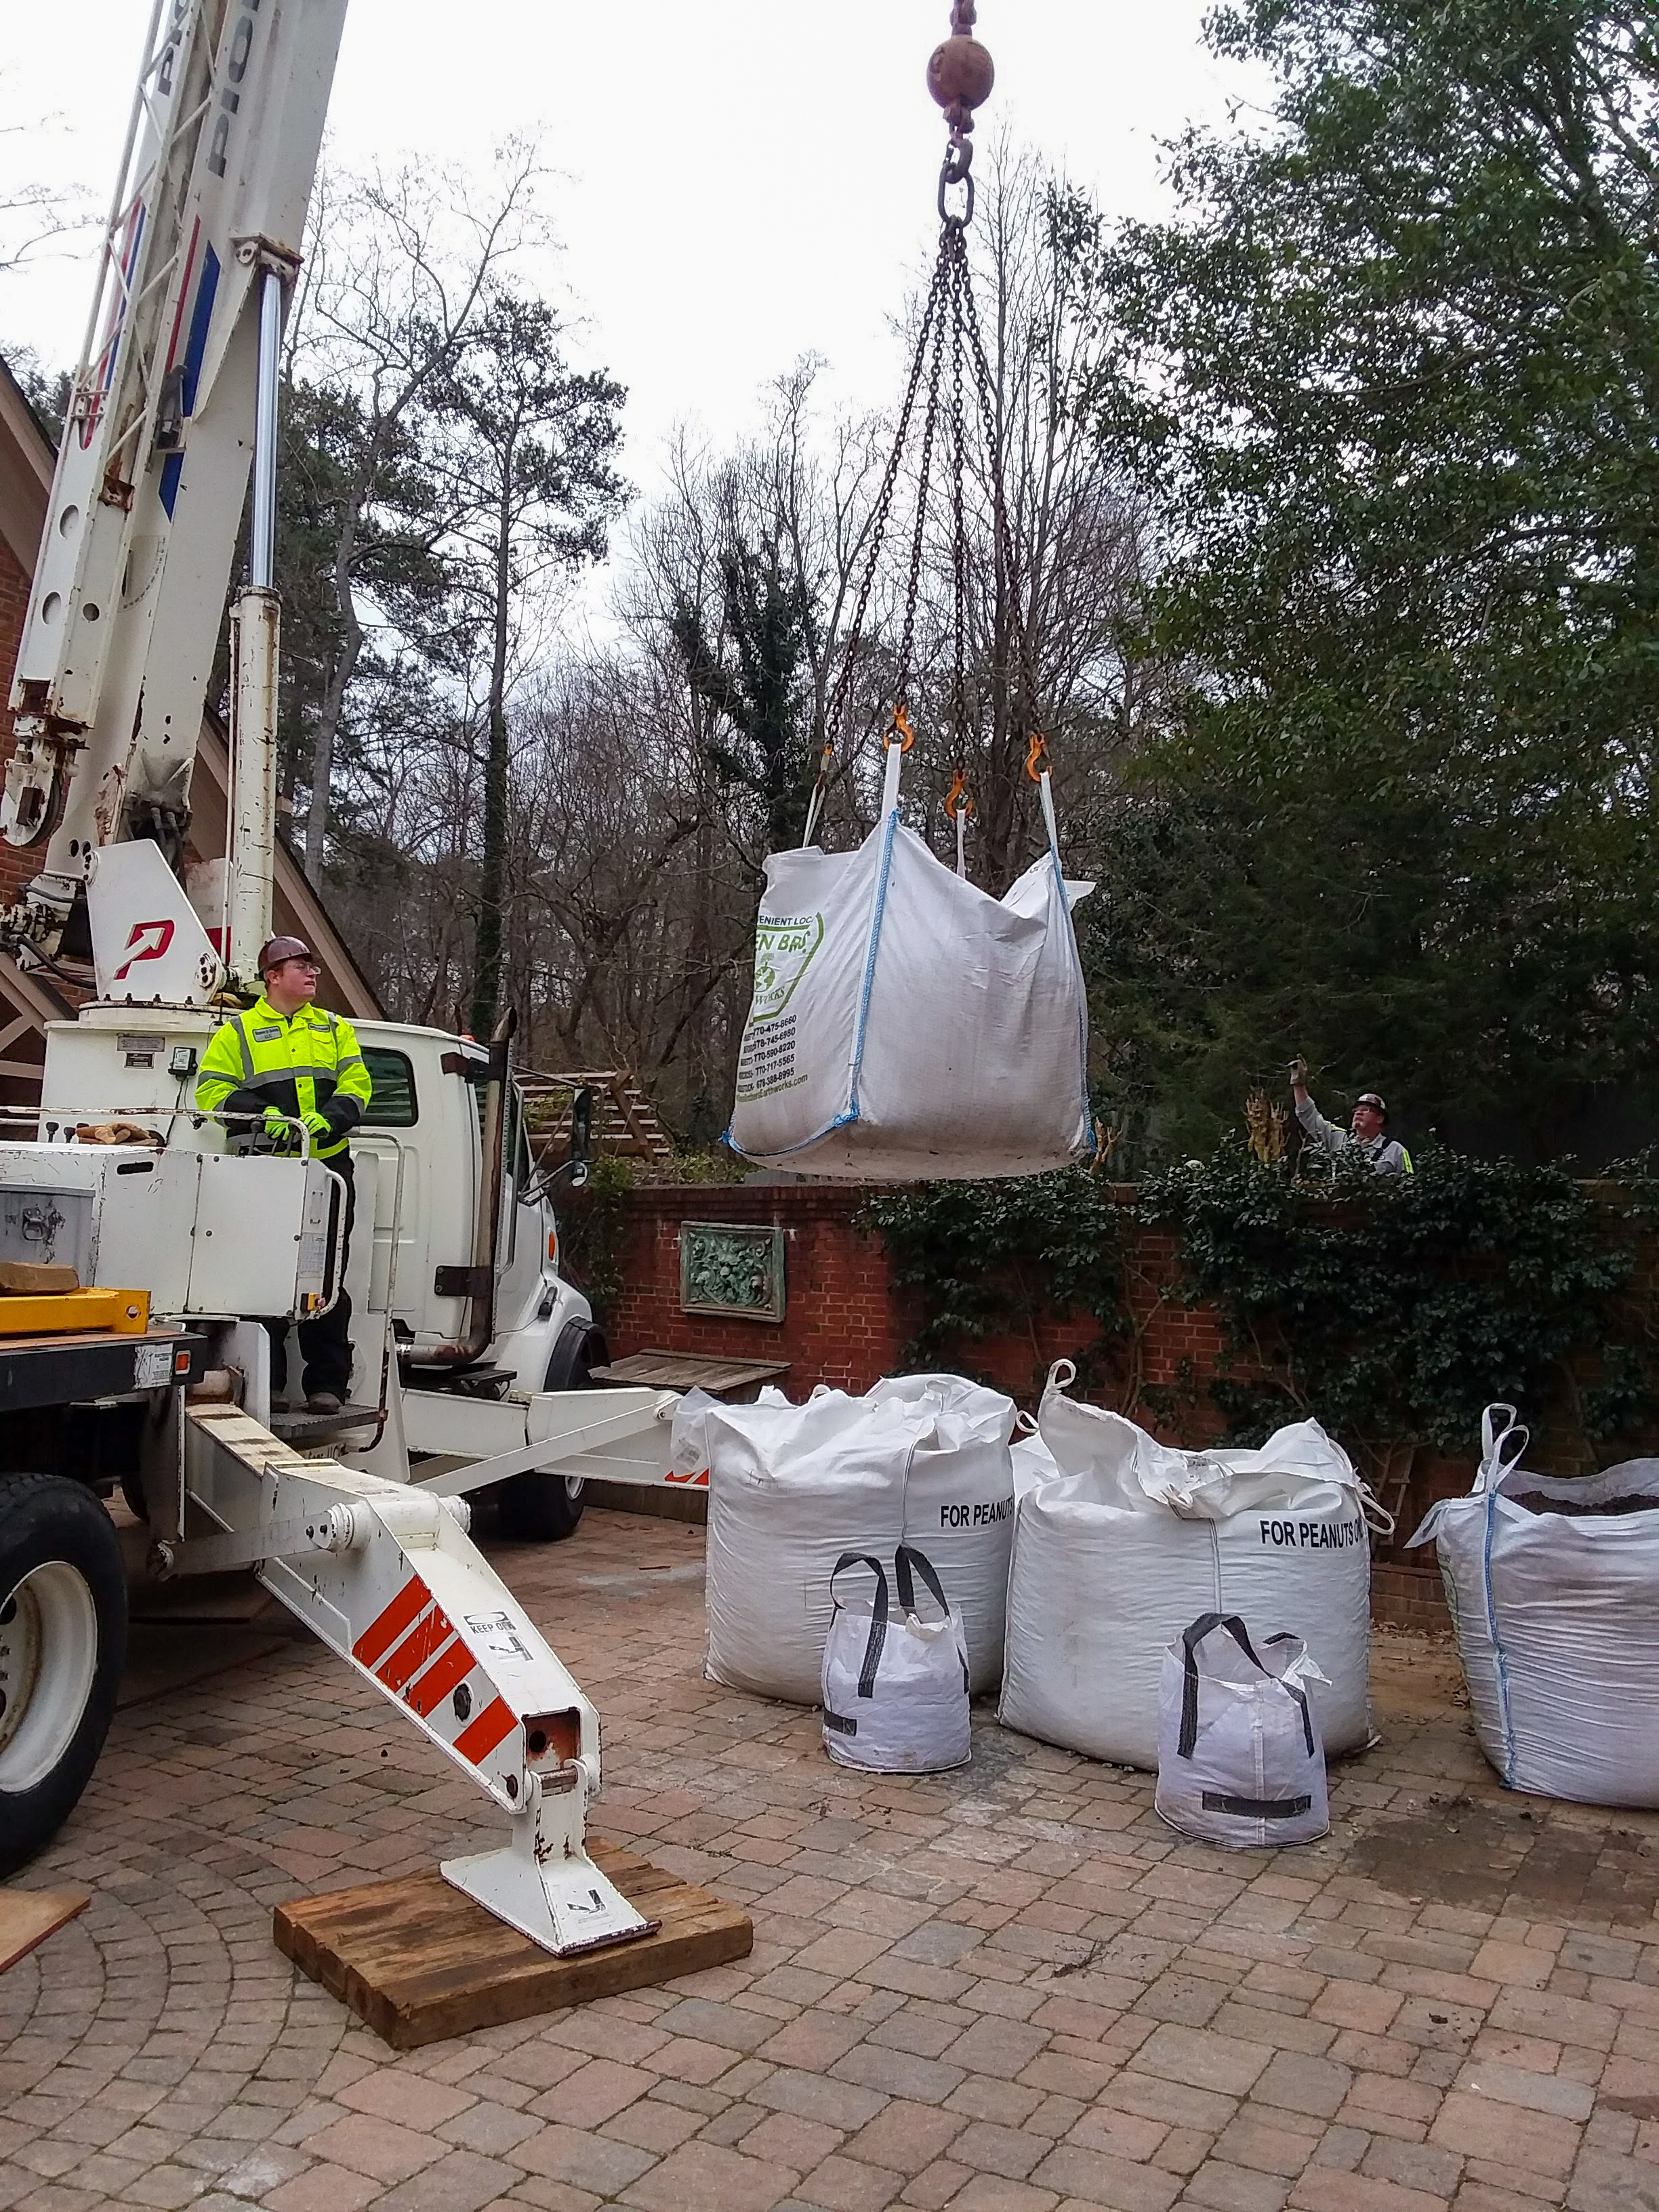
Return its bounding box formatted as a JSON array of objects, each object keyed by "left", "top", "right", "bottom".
[
  {"left": 0, "top": 1887, "right": 89, "bottom": 1975},
  {"left": 273, "top": 1839, "right": 752, "bottom": 2050},
  {"left": 592, "top": 1350, "right": 791, "bottom": 1394}
]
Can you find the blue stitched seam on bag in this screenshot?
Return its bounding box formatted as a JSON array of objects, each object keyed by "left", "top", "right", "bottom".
[
  {"left": 1045, "top": 815, "right": 1092, "bottom": 1141},
  {"left": 1480, "top": 1483, "right": 1517, "bottom": 1784},
  {"left": 846, "top": 806, "right": 901, "bottom": 1119}
]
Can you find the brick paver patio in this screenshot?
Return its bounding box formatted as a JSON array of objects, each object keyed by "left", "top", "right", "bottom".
[{"left": 3, "top": 1504, "right": 1658, "bottom": 2212}]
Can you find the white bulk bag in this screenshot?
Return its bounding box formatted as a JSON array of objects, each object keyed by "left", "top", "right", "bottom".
[
  {"left": 1408, "top": 1405, "right": 1659, "bottom": 1807},
  {"left": 1012, "top": 1424, "right": 1061, "bottom": 1500},
  {"left": 1155, "top": 1614, "right": 1330, "bottom": 1847},
  {"left": 726, "top": 742, "right": 1093, "bottom": 1182},
  {"left": 998, "top": 1364, "right": 1379, "bottom": 1767},
  {"left": 822, "top": 1547, "right": 971, "bottom": 1774},
  {"left": 869, "top": 1374, "right": 1016, "bottom": 1689},
  {"left": 703, "top": 1376, "right": 1016, "bottom": 1702}
]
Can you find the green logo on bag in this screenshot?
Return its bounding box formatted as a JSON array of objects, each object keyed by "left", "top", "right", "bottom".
[{"left": 751, "top": 913, "right": 824, "bottom": 1019}]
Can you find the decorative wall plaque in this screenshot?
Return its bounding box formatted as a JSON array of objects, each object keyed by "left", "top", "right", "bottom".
[{"left": 679, "top": 1222, "right": 785, "bottom": 1323}]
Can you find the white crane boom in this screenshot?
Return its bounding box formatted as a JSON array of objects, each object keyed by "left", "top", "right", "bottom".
[{"left": 4, "top": 0, "right": 346, "bottom": 954}]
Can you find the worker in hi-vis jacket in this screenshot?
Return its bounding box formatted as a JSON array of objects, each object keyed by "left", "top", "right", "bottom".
[{"left": 196, "top": 936, "right": 373, "bottom": 1411}]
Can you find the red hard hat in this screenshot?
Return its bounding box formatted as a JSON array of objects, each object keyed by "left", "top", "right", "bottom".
[{"left": 258, "top": 935, "right": 318, "bottom": 975}]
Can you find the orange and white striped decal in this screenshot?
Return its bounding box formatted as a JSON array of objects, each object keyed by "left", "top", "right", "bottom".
[{"left": 350, "top": 1577, "right": 518, "bottom": 1771}]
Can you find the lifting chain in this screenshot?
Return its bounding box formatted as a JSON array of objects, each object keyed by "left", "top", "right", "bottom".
[{"left": 807, "top": 2, "right": 1045, "bottom": 857}]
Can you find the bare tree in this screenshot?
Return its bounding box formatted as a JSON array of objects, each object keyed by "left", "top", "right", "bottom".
[
  {"left": 900, "top": 138, "right": 1154, "bottom": 888},
  {"left": 287, "top": 140, "right": 548, "bottom": 882},
  {"left": 0, "top": 84, "right": 94, "bottom": 279}
]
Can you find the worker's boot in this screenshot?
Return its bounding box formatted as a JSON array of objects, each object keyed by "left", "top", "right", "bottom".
[{"left": 306, "top": 1391, "right": 343, "bottom": 1415}]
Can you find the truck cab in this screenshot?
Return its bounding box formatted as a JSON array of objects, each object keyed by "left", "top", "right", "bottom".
[{"left": 37, "top": 1006, "right": 601, "bottom": 1406}]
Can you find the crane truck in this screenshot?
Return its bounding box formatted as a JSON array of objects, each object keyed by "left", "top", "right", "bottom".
[{"left": 0, "top": 0, "right": 695, "bottom": 1961}]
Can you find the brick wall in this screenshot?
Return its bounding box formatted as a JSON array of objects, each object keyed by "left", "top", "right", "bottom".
[
  {"left": 594, "top": 1181, "right": 1470, "bottom": 1625},
  {"left": 607, "top": 1187, "right": 914, "bottom": 1394},
  {"left": 602, "top": 1185, "right": 1244, "bottom": 1408}
]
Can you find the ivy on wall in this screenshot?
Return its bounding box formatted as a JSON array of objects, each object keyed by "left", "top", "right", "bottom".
[
  {"left": 557, "top": 1154, "right": 636, "bottom": 1322},
  {"left": 863, "top": 1170, "right": 1132, "bottom": 1391},
  {"left": 867, "top": 1145, "right": 1659, "bottom": 1454},
  {"left": 1138, "top": 1144, "right": 1657, "bottom": 1450}
]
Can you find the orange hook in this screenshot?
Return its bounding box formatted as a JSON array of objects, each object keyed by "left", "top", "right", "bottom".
[
  {"left": 945, "top": 770, "right": 974, "bottom": 820},
  {"left": 1025, "top": 730, "right": 1049, "bottom": 782},
  {"left": 885, "top": 704, "right": 917, "bottom": 753}
]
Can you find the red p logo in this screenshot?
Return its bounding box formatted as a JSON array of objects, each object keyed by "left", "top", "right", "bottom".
[{"left": 112, "top": 918, "right": 176, "bottom": 982}]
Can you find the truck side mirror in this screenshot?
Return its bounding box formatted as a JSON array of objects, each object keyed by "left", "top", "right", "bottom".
[{"left": 569, "top": 1087, "right": 593, "bottom": 1188}]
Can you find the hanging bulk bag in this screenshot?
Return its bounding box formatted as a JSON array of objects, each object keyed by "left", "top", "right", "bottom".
[
  {"left": 998, "top": 1364, "right": 1381, "bottom": 1767},
  {"left": 722, "top": 16, "right": 1091, "bottom": 1185},
  {"left": 821, "top": 1547, "right": 971, "bottom": 1774},
  {"left": 701, "top": 1375, "right": 1015, "bottom": 1702},
  {"left": 1155, "top": 1614, "right": 1330, "bottom": 1847},
  {"left": 1408, "top": 1405, "right": 1659, "bottom": 1807},
  {"left": 726, "top": 742, "right": 1093, "bottom": 1183}
]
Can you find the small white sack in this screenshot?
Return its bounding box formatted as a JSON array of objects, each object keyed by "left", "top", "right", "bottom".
[
  {"left": 1155, "top": 1613, "right": 1330, "bottom": 1848},
  {"left": 821, "top": 1547, "right": 970, "bottom": 1773},
  {"left": 726, "top": 744, "right": 1093, "bottom": 1182},
  {"left": 1408, "top": 1405, "right": 1659, "bottom": 1806}
]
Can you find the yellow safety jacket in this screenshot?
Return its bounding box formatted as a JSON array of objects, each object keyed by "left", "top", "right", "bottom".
[{"left": 195, "top": 997, "right": 373, "bottom": 1160}]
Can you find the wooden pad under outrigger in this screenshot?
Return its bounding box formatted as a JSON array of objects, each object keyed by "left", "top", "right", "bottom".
[{"left": 274, "top": 1839, "right": 752, "bottom": 2049}]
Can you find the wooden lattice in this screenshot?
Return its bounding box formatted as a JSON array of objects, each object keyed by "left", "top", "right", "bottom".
[{"left": 519, "top": 1069, "right": 674, "bottom": 1165}]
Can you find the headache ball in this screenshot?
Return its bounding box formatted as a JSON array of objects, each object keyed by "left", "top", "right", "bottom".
[{"left": 927, "top": 35, "right": 995, "bottom": 114}]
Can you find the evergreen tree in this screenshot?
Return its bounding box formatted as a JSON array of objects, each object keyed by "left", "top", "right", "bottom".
[{"left": 1078, "top": 0, "right": 1659, "bottom": 1161}]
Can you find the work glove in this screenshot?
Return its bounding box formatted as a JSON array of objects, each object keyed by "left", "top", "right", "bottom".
[
  {"left": 262, "top": 1106, "right": 300, "bottom": 1155},
  {"left": 319, "top": 1099, "right": 359, "bottom": 1142},
  {"left": 1288, "top": 1055, "right": 1308, "bottom": 1088},
  {"left": 302, "top": 1109, "right": 333, "bottom": 1147}
]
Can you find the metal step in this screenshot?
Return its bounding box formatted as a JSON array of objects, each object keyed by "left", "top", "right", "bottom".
[{"left": 268, "top": 1401, "right": 380, "bottom": 1446}]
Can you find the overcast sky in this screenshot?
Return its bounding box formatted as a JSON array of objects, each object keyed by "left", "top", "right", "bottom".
[{"left": 2, "top": 1, "right": 1254, "bottom": 498}]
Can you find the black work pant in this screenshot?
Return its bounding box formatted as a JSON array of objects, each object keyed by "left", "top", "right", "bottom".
[{"left": 266, "top": 1153, "right": 355, "bottom": 1403}]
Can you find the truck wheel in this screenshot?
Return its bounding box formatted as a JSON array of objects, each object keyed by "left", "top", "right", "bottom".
[
  {"left": 0, "top": 1473, "right": 127, "bottom": 1877},
  {"left": 497, "top": 1324, "right": 609, "bottom": 1544}
]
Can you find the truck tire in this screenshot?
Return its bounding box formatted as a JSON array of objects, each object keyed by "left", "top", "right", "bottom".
[
  {"left": 497, "top": 1324, "right": 609, "bottom": 1544},
  {"left": 0, "top": 1473, "right": 127, "bottom": 1877}
]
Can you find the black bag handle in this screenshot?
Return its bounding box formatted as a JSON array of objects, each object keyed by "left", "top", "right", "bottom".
[
  {"left": 895, "top": 1544, "right": 950, "bottom": 1620},
  {"left": 829, "top": 1551, "right": 890, "bottom": 1700},
  {"left": 1177, "top": 1612, "right": 1266, "bottom": 1759}
]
